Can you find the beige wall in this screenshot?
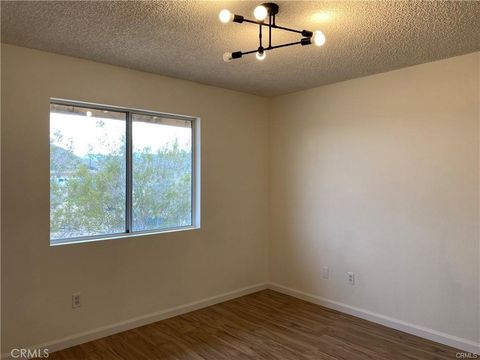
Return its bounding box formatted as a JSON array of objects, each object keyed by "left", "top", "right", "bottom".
[
  {"left": 270, "top": 52, "right": 479, "bottom": 344},
  {"left": 1, "top": 44, "right": 269, "bottom": 350},
  {"left": 2, "top": 44, "right": 479, "bottom": 353}
]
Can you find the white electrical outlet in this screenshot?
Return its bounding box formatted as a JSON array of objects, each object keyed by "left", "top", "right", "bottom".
[
  {"left": 72, "top": 293, "right": 81, "bottom": 308},
  {"left": 347, "top": 272, "right": 355, "bottom": 285},
  {"left": 321, "top": 266, "right": 329, "bottom": 279}
]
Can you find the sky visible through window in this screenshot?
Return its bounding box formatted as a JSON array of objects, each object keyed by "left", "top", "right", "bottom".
[{"left": 50, "top": 113, "right": 191, "bottom": 157}]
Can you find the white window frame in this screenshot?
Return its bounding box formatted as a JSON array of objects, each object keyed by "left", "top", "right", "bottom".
[{"left": 50, "top": 98, "right": 201, "bottom": 246}]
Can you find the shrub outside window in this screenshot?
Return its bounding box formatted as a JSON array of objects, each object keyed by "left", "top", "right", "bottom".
[{"left": 49, "top": 100, "right": 200, "bottom": 245}]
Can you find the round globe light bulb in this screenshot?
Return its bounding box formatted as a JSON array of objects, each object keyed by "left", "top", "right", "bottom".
[
  {"left": 223, "top": 52, "right": 233, "bottom": 62},
  {"left": 256, "top": 51, "right": 266, "bottom": 61},
  {"left": 254, "top": 5, "right": 268, "bottom": 21},
  {"left": 219, "top": 9, "right": 233, "bottom": 23},
  {"left": 313, "top": 30, "right": 326, "bottom": 46},
  {"left": 86, "top": 111, "right": 92, "bottom": 117}
]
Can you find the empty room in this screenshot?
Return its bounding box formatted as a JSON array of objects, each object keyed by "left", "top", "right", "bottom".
[{"left": 1, "top": 1, "right": 479, "bottom": 359}]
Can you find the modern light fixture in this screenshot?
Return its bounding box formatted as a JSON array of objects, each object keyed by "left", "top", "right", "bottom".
[
  {"left": 253, "top": 5, "right": 268, "bottom": 21},
  {"left": 312, "top": 30, "right": 326, "bottom": 46},
  {"left": 219, "top": 9, "right": 233, "bottom": 24},
  {"left": 219, "top": 2, "right": 325, "bottom": 62},
  {"left": 256, "top": 49, "right": 267, "bottom": 61}
]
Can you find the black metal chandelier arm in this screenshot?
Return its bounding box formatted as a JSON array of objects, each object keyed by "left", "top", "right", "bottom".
[
  {"left": 274, "top": 24, "right": 313, "bottom": 38},
  {"left": 268, "top": 15, "right": 272, "bottom": 48},
  {"left": 267, "top": 38, "right": 311, "bottom": 50},
  {"left": 242, "top": 49, "right": 259, "bottom": 56},
  {"left": 235, "top": 38, "right": 311, "bottom": 59},
  {"left": 236, "top": 16, "right": 313, "bottom": 38},
  {"left": 259, "top": 23, "right": 263, "bottom": 48}
]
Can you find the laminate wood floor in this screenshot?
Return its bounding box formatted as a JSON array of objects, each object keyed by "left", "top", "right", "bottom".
[{"left": 47, "top": 289, "right": 464, "bottom": 360}]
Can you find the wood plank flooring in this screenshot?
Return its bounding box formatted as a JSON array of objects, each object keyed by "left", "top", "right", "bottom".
[{"left": 47, "top": 290, "right": 464, "bottom": 360}]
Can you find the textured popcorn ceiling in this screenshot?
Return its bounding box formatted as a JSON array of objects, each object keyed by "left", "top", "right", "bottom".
[{"left": 1, "top": 1, "right": 479, "bottom": 96}]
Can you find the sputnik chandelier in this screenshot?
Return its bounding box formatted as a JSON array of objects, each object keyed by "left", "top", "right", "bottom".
[{"left": 219, "top": 2, "right": 326, "bottom": 62}]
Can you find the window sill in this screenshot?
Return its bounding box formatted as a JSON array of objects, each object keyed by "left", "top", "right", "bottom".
[{"left": 50, "top": 226, "right": 200, "bottom": 247}]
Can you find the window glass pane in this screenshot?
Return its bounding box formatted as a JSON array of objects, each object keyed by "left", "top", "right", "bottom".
[
  {"left": 132, "top": 114, "right": 192, "bottom": 231},
  {"left": 50, "top": 104, "right": 126, "bottom": 240}
]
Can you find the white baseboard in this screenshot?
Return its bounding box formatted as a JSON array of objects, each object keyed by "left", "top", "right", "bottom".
[
  {"left": 268, "top": 282, "right": 479, "bottom": 355},
  {"left": 1, "top": 283, "right": 268, "bottom": 360},
  {"left": 3, "top": 282, "right": 478, "bottom": 358}
]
